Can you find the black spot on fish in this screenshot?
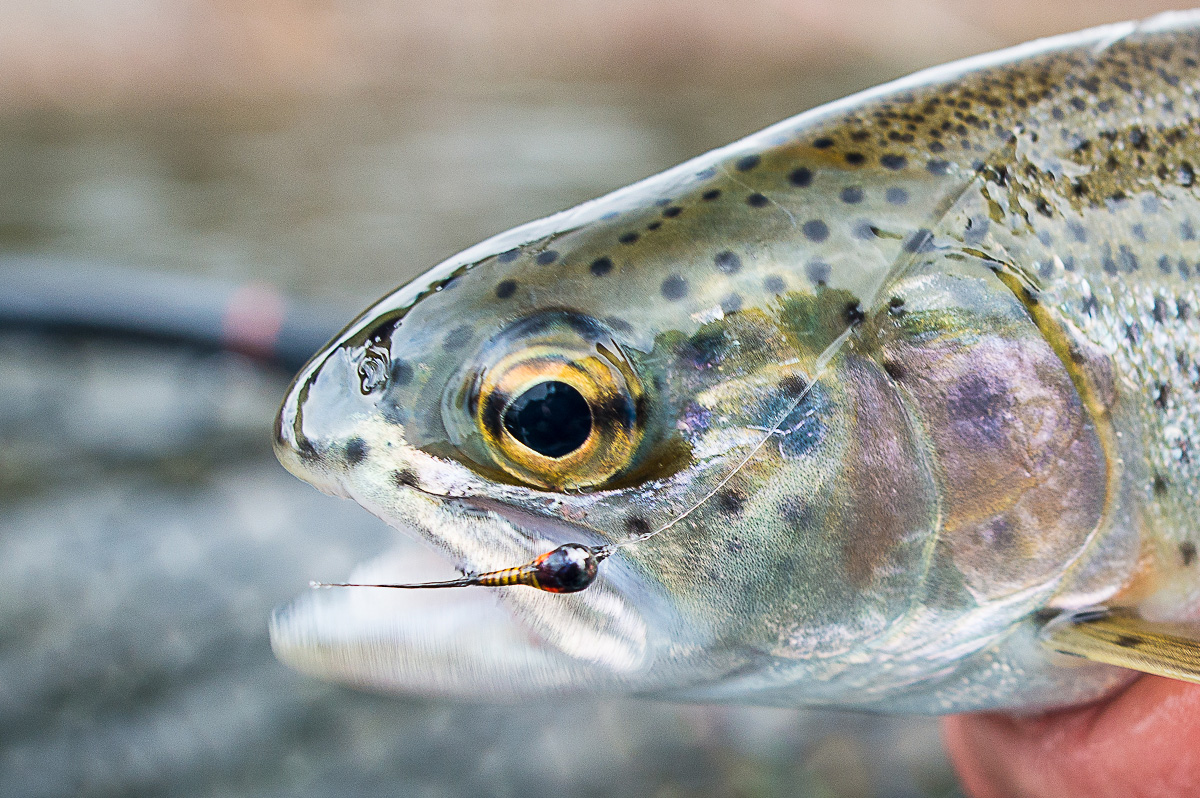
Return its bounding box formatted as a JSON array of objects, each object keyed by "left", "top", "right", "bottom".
[
  {"left": 1159, "top": 255, "right": 1173, "bottom": 275},
  {"left": 779, "top": 496, "right": 812, "bottom": 528},
  {"left": 714, "top": 250, "right": 742, "bottom": 274},
  {"left": 840, "top": 186, "right": 864, "bottom": 204},
  {"left": 735, "top": 154, "right": 761, "bottom": 171},
  {"left": 779, "top": 374, "right": 807, "bottom": 396},
  {"left": 590, "top": 257, "right": 613, "bottom": 276},
  {"left": 661, "top": 275, "right": 688, "bottom": 301},
  {"left": 845, "top": 152, "right": 865, "bottom": 165},
  {"left": 843, "top": 301, "right": 865, "bottom": 325},
  {"left": 886, "top": 187, "right": 909, "bottom": 205},
  {"left": 717, "top": 490, "right": 745, "bottom": 517},
  {"left": 746, "top": 193, "right": 770, "bottom": 207},
  {"left": 1066, "top": 221, "right": 1088, "bottom": 242},
  {"left": 813, "top": 137, "right": 834, "bottom": 149},
  {"left": 1153, "top": 296, "right": 1168, "bottom": 324},
  {"left": 980, "top": 516, "right": 1016, "bottom": 550},
  {"left": 720, "top": 293, "right": 743, "bottom": 314},
  {"left": 498, "top": 249, "right": 519, "bottom": 263},
  {"left": 806, "top": 260, "right": 831, "bottom": 286},
  {"left": 1103, "top": 252, "right": 1119, "bottom": 275},
  {"left": 883, "top": 360, "right": 906, "bottom": 381},
  {"left": 646, "top": 221, "right": 661, "bottom": 231},
  {"left": 495, "top": 280, "right": 517, "bottom": 299},
  {"left": 1179, "top": 162, "right": 1195, "bottom": 187},
  {"left": 624, "top": 516, "right": 652, "bottom": 536},
  {"left": 1114, "top": 635, "right": 1140, "bottom": 649},
  {"left": 881, "top": 153, "right": 907, "bottom": 170},
  {"left": 392, "top": 468, "right": 419, "bottom": 488},
  {"left": 536, "top": 250, "right": 559, "bottom": 265},
  {"left": 1125, "top": 322, "right": 1143, "bottom": 346},
  {"left": 618, "top": 232, "right": 640, "bottom": 245},
  {"left": 926, "top": 159, "right": 950, "bottom": 175},
  {"left": 345, "top": 437, "right": 368, "bottom": 465},
  {"left": 764, "top": 275, "right": 786, "bottom": 294},
  {"left": 1182, "top": 541, "right": 1197, "bottom": 566},
  {"left": 1155, "top": 383, "right": 1171, "bottom": 410},
  {"left": 390, "top": 360, "right": 413, "bottom": 387},
  {"left": 903, "top": 229, "right": 934, "bottom": 253},
  {"left": 443, "top": 325, "right": 473, "bottom": 350},
  {"left": 802, "top": 219, "right": 829, "bottom": 242},
  {"left": 663, "top": 206, "right": 683, "bottom": 218},
  {"left": 1178, "top": 299, "right": 1192, "bottom": 321},
  {"left": 947, "top": 374, "right": 1012, "bottom": 446},
  {"left": 1153, "top": 473, "right": 1170, "bottom": 497},
  {"left": 788, "top": 167, "right": 813, "bottom": 187},
  {"left": 702, "top": 189, "right": 722, "bottom": 201},
  {"left": 1118, "top": 245, "right": 1139, "bottom": 272},
  {"left": 680, "top": 326, "right": 728, "bottom": 369}
]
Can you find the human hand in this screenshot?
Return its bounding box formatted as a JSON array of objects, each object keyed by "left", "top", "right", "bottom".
[{"left": 942, "top": 675, "right": 1200, "bottom": 797}]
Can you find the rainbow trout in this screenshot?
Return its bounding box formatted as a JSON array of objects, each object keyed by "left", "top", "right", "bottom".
[{"left": 272, "top": 13, "right": 1200, "bottom": 712}]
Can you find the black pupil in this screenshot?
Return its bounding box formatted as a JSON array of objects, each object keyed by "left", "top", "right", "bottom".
[{"left": 503, "top": 381, "right": 592, "bottom": 458}]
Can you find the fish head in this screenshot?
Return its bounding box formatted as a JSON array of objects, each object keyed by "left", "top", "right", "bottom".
[
  {"left": 271, "top": 71, "right": 1116, "bottom": 708},
  {"left": 269, "top": 149, "right": 945, "bottom": 702}
]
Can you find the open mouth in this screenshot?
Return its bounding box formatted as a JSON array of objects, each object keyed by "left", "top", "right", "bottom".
[{"left": 269, "top": 485, "right": 676, "bottom": 699}]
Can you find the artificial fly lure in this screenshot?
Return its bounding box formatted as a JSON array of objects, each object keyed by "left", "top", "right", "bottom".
[{"left": 313, "top": 543, "right": 606, "bottom": 594}]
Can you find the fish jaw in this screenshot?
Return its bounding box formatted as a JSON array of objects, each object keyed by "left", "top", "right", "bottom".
[{"left": 272, "top": 356, "right": 694, "bottom": 697}]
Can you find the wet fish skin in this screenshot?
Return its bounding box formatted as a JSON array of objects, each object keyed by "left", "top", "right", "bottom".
[{"left": 271, "top": 13, "right": 1200, "bottom": 713}]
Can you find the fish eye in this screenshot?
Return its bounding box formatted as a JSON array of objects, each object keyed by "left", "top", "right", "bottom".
[
  {"left": 461, "top": 314, "right": 644, "bottom": 491},
  {"left": 503, "top": 380, "right": 593, "bottom": 458}
]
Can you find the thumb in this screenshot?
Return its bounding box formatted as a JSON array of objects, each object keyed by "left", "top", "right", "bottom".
[{"left": 941, "top": 675, "right": 1200, "bottom": 798}]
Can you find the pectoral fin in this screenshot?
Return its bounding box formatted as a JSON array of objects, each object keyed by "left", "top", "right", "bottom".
[{"left": 1042, "top": 611, "right": 1200, "bottom": 684}]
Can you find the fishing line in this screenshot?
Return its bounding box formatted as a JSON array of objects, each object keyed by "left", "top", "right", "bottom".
[
  {"left": 314, "top": 324, "right": 859, "bottom": 594},
  {"left": 597, "top": 322, "right": 856, "bottom": 555}
]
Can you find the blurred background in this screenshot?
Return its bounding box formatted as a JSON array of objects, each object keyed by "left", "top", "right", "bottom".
[{"left": 0, "top": 2, "right": 1186, "bottom": 796}]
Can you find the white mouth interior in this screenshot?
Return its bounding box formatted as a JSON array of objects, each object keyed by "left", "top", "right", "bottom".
[{"left": 270, "top": 532, "right": 657, "bottom": 698}]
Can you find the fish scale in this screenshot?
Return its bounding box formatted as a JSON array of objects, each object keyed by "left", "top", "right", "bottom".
[{"left": 271, "top": 13, "right": 1200, "bottom": 713}]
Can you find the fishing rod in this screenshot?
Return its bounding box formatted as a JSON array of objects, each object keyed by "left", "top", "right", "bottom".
[{"left": 0, "top": 257, "right": 349, "bottom": 373}]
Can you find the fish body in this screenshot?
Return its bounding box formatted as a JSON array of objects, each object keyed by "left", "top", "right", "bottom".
[{"left": 273, "top": 13, "right": 1200, "bottom": 713}]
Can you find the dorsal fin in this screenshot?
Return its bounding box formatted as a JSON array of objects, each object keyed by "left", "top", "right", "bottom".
[{"left": 1042, "top": 611, "right": 1200, "bottom": 684}]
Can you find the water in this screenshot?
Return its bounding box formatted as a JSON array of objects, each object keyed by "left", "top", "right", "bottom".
[{"left": 0, "top": 74, "right": 959, "bottom": 797}]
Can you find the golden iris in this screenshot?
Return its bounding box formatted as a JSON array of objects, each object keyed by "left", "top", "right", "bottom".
[{"left": 474, "top": 343, "right": 641, "bottom": 490}]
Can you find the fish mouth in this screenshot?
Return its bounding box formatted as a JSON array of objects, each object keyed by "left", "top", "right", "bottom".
[{"left": 270, "top": 479, "right": 684, "bottom": 699}]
